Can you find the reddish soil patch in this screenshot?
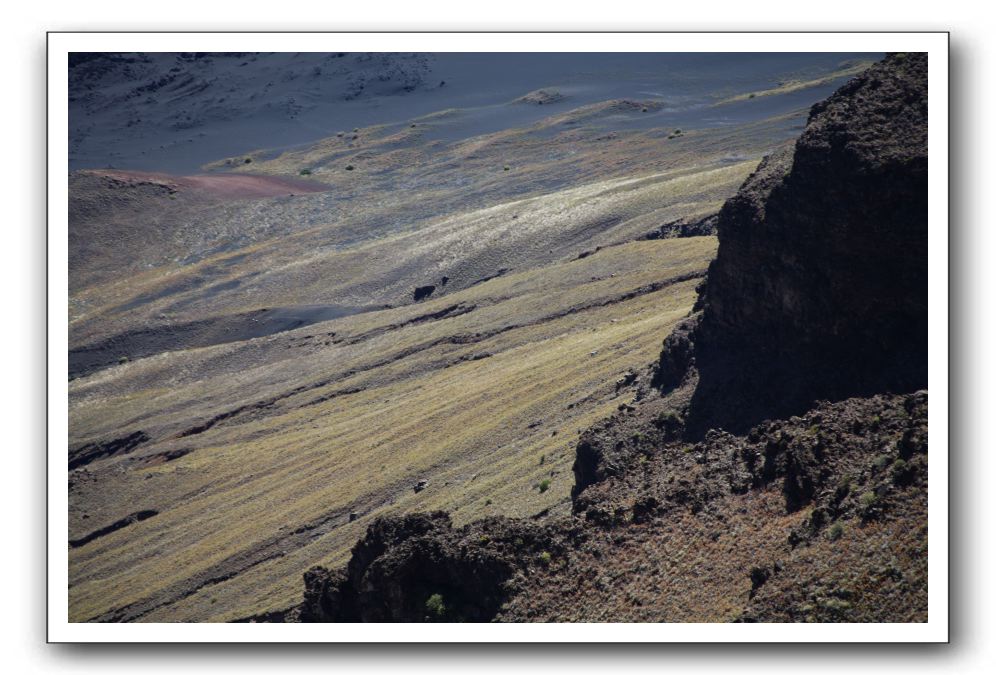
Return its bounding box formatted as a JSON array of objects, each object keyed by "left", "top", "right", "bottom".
[{"left": 89, "top": 169, "right": 329, "bottom": 200}]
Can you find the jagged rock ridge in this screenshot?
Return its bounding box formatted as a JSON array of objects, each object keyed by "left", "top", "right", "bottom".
[
  {"left": 659, "top": 52, "right": 927, "bottom": 436},
  {"left": 298, "top": 513, "right": 577, "bottom": 622}
]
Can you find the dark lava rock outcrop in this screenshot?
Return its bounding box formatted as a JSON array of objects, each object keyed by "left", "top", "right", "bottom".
[
  {"left": 507, "top": 391, "right": 928, "bottom": 622},
  {"left": 413, "top": 284, "right": 436, "bottom": 302},
  {"left": 300, "top": 513, "right": 577, "bottom": 622},
  {"left": 68, "top": 430, "right": 149, "bottom": 470},
  {"left": 642, "top": 213, "right": 719, "bottom": 240},
  {"left": 658, "top": 52, "right": 927, "bottom": 436}
]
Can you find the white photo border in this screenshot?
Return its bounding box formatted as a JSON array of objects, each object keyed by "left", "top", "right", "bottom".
[{"left": 47, "top": 31, "right": 949, "bottom": 643}]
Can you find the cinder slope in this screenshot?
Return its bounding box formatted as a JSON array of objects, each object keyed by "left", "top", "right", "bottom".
[
  {"left": 68, "top": 105, "right": 797, "bottom": 351},
  {"left": 69, "top": 52, "right": 875, "bottom": 172}
]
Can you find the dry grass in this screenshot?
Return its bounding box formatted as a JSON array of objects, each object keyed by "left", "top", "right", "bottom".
[{"left": 68, "top": 237, "right": 715, "bottom": 622}]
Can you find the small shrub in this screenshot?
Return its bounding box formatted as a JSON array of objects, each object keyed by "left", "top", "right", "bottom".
[
  {"left": 859, "top": 491, "right": 878, "bottom": 508},
  {"left": 655, "top": 410, "right": 681, "bottom": 429},
  {"left": 891, "top": 458, "right": 913, "bottom": 486},
  {"left": 244, "top": 157, "right": 252, "bottom": 164},
  {"left": 828, "top": 522, "right": 844, "bottom": 541},
  {"left": 539, "top": 454, "right": 545, "bottom": 465},
  {"left": 118, "top": 355, "right": 129, "bottom": 364},
  {"left": 538, "top": 479, "right": 551, "bottom": 493},
  {"left": 425, "top": 593, "right": 446, "bottom": 618},
  {"left": 478, "top": 535, "right": 490, "bottom": 546},
  {"left": 748, "top": 93, "right": 757, "bottom": 99},
  {"left": 345, "top": 164, "right": 355, "bottom": 171},
  {"left": 873, "top": 454, "right": 891, "bottom": 470},
  {"left": 834, "top": 477, "right": 852, "bottom": 502},
  {"left": 299, "top": 168, "right": 312, "bottom": 176},
  {"left": 821, "top": 598, "right": 852, "bottom": 613},
  {"left": 503, "top": 165, "right": 510, "bottom": 171},
  {"left": 538, "top": 551, "right": 552, "bottom": 566},
  {"left": 484, "top": 498, "right": 493, "bottom": 506}
]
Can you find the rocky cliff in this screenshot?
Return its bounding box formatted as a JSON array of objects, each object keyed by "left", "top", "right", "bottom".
[
  {"left": 291, "top": 53, "right": 929, "bottom": 623},
  {"left": 659, "top": 51, "right": 928, "bottom": 436}
]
